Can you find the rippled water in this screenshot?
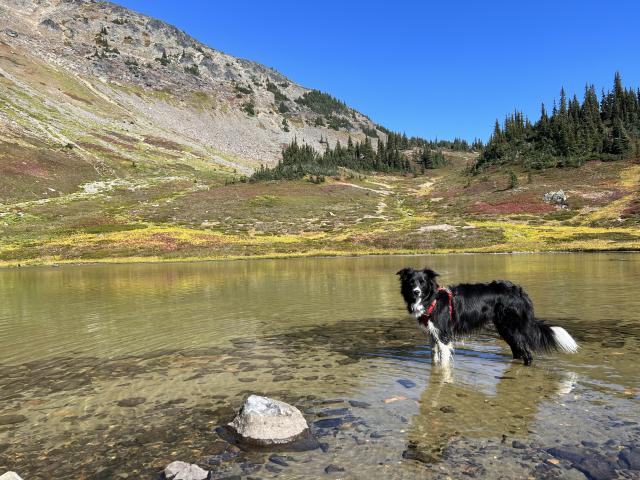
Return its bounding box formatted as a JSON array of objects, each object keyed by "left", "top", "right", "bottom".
[{"left": 0, "top": 254, "right": 639, "bottom": 479}]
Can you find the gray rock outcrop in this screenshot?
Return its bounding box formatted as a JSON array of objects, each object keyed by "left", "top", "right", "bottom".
[
  {"left": 543, "top": 190, "right": 568, "bottom": 207},
  {"left": 228, "top": 395, "right": 309, "bottom": 446}
]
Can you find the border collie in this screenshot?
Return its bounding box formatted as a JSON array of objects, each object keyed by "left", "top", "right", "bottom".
[{"left": 397, "top": 267, "right": 578, "bottom": 366}]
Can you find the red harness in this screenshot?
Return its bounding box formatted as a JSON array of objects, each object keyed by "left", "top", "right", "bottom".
[{"left": 419, "top": 287, "right": 453, "bottom": 326}]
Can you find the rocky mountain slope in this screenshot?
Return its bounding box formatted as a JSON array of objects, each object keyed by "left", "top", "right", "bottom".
[{"left": 0, "top": 0, "right": 383, "bottom": 202}]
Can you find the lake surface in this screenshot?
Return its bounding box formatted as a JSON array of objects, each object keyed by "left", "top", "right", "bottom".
[{"left": 0, "top": 253, "right": 639, "bottom": 479}]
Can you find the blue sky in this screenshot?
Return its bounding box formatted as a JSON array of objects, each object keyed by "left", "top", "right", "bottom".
[{"left": 116, "top": 0, "right": 640, "bottom": 141}]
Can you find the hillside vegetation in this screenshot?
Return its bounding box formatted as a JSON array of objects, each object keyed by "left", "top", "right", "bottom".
[
  {"left": 0, "top": 2, "right": 639, "bottom": 266},
  {"left": 1, "top": 148, "right": 639, "bottom": 266},
  {"left": 477, "top": 73, "right": 640, "bottom": 170}
]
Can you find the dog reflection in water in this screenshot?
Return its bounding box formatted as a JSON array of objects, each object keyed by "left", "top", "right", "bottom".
[{"left": 405, "top": 364, "right": 579, "bottom": 466}]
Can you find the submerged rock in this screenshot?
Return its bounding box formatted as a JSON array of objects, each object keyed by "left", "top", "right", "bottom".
[
  {"left": 268, "top": 454, "right": 292, "bottom": 466},
  {"left": 574, "top": 456, "right": 618, "bottom": 480},
  {"left": 0, "top": 415, "right": 27, "bottom": 426},
  {"left": 313, "top": 418, "right": 343, "bottom": 429},
  {"left": 402, "top": 449, "right": 437, "bottom": 464},
  {"left": 164, "top": 461, "right": 209, "bottom": 480},
  {"left": 228, "top": 395, "right": 309, "bottom": 446},
  {"left": 546, "top": 446, "right": 586, "bottom": 464},
  {"left": 619, "top": 447, "right": 640, "bottom": 470},
  {"left": 396, "top": 379, "right": 416, "bottom": 389},
  {"left": 324, "top": 464, "right": 345, "bottom": 473},
  {"left": 117, "top": 397, "right": 146, "bottom": 407}
]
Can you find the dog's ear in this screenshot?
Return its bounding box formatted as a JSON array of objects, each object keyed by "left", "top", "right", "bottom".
[
  {"left": 396, "top": 267, "right": 413, "bottom": 279},
  {"left": 422, "top": 268, "right": 439, "bottom": 279}
]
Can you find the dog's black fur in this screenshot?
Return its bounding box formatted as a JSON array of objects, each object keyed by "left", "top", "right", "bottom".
[{"left": 397, "top": 267, "right": 577, "bottom": 365}]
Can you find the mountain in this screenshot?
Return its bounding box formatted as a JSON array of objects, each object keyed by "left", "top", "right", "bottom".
[{"left": 0, "top": 0, "right": 386, "bottom": 201}]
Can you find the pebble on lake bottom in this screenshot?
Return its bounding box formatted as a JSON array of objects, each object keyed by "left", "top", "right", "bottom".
[
  {"left": 324, "top": 464, "right": 345, "bottom": 473},
  {"left": 116, "top": 397, "right": 147, "bottom": 408}
]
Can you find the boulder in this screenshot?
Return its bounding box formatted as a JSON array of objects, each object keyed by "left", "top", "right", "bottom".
[
  {"left": 543, "top": 190, "right": 568, "bottom": 207},
  {"left": 228, "top": 395, "right": 309, "bottom": 446},
  {"left": 0, "top": 473, "right": 24, "bottom": 480},
  {"left": 164, "top": 461, "right": 209, "bottom": 480}
]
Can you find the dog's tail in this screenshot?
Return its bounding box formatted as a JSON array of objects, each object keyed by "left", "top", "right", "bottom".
[
  {"left": 529, "top": 320, "right": 579, "bottom": 354},
  {"left": 548, "top": 325, "right": 579, "bottom": 353}
]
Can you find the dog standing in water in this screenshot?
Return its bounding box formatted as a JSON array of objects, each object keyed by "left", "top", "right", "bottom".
[{"left": 397, "top": 267, "right": 578, "bottom": 366}]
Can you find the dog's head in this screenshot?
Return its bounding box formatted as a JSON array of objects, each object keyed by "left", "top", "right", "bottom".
[{"left": 396, "top": 267, "right": 439, "bottom": 313}]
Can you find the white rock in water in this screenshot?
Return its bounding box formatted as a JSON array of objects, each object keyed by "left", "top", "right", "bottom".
[
  {"left": 0, "top": 473, "right": 24, "bottom": 480},
  {"left": 228, "top": 395, "right": 309, "bottom": 445},
  {"left": 164, "top": 461, "right": 209, "bottom": 480}
]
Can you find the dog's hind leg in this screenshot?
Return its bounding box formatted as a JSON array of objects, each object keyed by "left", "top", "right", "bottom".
[{"left": 494, "top": 321, "right": 532, "bottom": 365}]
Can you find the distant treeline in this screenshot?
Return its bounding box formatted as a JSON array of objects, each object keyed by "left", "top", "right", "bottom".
[
  {"left": 375, "top": 125, "right": 483, "bottom": 152},
  {"left": 475, "top": 72, "right": 640, "bottom": 171},
  {"left": 250, "top": 132, "right": 450, "bottom": 181}
]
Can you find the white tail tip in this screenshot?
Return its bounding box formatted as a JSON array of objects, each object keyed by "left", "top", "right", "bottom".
[{"left": 551, "top": 326, "right": 579, "bottom": 353}]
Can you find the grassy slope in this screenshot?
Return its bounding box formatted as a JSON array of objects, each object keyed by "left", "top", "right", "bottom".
[{"left": 1, "top": 148, "right": 639, "bottom": 266}]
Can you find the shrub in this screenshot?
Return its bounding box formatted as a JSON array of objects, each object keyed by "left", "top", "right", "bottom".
[
  {"left": 295, "top": 90, "right": 349, "bottom": 116},
  {"left": 278, "top": 102, "right": 290, "bottom": 114},
  {"left": 234, "top": 83, "right": 253, "bottom": 95},
  {"left": 155, "top": 51, "right": 170, "bottom": 66},
  {"left": 266, "top": 81, "right": 288, "bottom": 102},
  {"left": 242, "top": 101, "right": 256, "bottom": 116},
  {"left": 184, "top": 64, "right": 199, "bottom": 76}
]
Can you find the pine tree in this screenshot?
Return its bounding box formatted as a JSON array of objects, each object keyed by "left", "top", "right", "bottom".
[
  {"left": 474, "top": 72, "right": 639, "bottom": 171},
  {"left": 611, "top": 118, "right": 631, "bottom": 155}
]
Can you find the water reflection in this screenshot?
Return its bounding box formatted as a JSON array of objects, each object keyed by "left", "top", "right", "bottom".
[{"left": 407, "top": 363, "right": 577, "bottom": 458}]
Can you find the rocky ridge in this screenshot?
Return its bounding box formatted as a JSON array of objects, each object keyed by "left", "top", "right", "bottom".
[{"left": 0, "top": 0, "right": 384, "bottom": 180}]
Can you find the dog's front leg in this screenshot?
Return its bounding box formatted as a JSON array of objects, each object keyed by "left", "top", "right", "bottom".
[
  {"left": 430, "top": 335, "right": 442, "bottom": 365},
  {"left": 427, "top": 323, "right": 453, "bottom": 367},
  {"left": 438, "top": 341, "right": 453, "bottom": 366},
  {"left": 431, "top": 340, "right": 454, "bottom": 366}
]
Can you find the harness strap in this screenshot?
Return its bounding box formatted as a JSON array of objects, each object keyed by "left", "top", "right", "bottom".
[{"left": 419, "top": 287, "right": 453, "bottom": 326}]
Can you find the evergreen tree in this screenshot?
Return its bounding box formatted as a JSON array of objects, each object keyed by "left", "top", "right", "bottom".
[{"left": 474, "top": 72, "right": 640, "bottom": 171}]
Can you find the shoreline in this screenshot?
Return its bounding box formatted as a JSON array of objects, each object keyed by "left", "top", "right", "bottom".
[{"left": 1, "top": 246, "right": 638, "bottom": 269}]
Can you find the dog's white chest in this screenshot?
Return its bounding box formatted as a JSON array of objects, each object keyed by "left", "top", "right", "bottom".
[{"left": 411, "top": 301, "right": 425, "bottom": 318}]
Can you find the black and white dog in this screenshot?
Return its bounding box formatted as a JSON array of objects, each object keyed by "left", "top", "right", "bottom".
[{"left": 397, "top": 267, "right": 578, "bottom": 366}]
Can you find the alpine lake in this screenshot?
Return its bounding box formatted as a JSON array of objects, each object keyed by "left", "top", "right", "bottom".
[{"left": 0, "top": 253, "right": 639, "bottom": 479}]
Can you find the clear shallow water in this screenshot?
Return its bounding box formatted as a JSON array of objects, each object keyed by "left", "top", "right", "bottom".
[{"left": 0, "top": 253, "right": 639, "bottom": 479}]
